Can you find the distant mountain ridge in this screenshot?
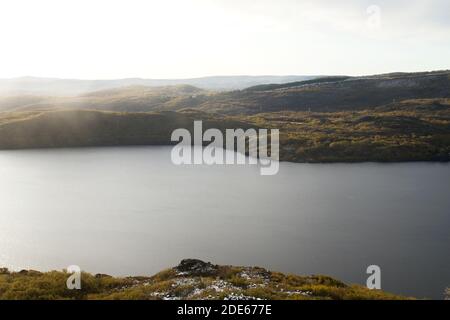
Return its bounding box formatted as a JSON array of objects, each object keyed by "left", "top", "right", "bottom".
[{"left": 0, "top": 75, "right": 319, "bottom": 95}]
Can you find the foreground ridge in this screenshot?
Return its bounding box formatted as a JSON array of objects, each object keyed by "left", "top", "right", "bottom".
[{"left": 0, "top": 259, "right": 413, "bottom": 300}]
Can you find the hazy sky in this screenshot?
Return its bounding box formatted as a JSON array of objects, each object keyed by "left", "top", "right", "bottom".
[{"left": 0, "top": 0, "right": 449, "bottom": 79}]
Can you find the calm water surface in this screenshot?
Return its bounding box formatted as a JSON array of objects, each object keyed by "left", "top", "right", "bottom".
[{"left": 0, "top": 146, "right": 449, "bottom": 299}]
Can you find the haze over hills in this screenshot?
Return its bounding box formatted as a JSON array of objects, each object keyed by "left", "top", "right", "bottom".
[
  {"left": 0, "top": 70, "right": 448, "bottom": 114},
  {"left": 0, "top": 75, "right": 318, "bottom": 96}
]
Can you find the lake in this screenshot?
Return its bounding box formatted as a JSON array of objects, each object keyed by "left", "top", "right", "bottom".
[{"left": 0, "top": 146, "right": 449, "bottom": 299}]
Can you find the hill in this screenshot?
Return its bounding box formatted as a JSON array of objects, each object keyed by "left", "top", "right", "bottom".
[
  {"left": 0, "top": 109, "right": 252, "bottom": 149},
  {"left": 1, "top": 71, "right": 448, "bottom": 115},
  {"left": 0, "top": 100, "right": 449, "bottom": 163},
  {"left": 243, "top": 76, "right": 351, "bottom": 92},
  {"left": 0, "top": 85, "right": 208, "bottom": 112},
  {"left": 241, "top": 98, "right": 450, "bottom": 162},
  {"left": 0, "top": 75, "right": 318, "bottom": 96},
  {"left": 190, "top": 70, "right": 450, "bottom": 114},
  {"left": 0, "top": 259, "right": 411, "bottom": 300}
]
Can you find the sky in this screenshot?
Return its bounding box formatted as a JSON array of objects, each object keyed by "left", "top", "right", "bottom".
[{"left": 0, "top": 0, "right": 449, "bottom": 79}]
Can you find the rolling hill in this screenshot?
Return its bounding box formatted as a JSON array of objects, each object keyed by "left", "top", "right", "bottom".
[
  {"left": 1, "top": 71, "right": 448, "bottom": 115},
  {"left": 0, "top": 99, "right": 449, "bottom": 163},
  {"left": 0, "top": 75, "right": 318, "bottom": 96},
  {"left": 0, "top": 109, "right": 253, "bottom": 149}
]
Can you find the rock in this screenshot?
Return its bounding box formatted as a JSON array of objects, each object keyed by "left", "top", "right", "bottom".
[
  {"left": 95, "top": 273, "right": 112, "bottom": 279},
  {"left": 175, "top": 259, "right": 218, "bottom": 277},
  {"left": 18, "top": 270, "right": 42, "bottom": 276}
]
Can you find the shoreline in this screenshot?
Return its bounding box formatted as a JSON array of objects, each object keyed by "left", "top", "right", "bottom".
[{"left": 0, "top": 144, "right": 449, "bottom": 164}]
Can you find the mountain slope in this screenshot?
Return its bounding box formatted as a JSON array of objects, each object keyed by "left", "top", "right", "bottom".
[
  {"left": 1, "top": 100, "right": 449, "bottom": 163},
  {"left": 0, "top": 75, "right": 318, "bottom": 95},
  {"left": 1, "top": 71, "right": 448, "bottom": 115},
  {"left": 190, "top": 70, "right": 450, "bottom": 114},
  {"left": 0, "top": 109, "right": 253, "bottom": 149}
]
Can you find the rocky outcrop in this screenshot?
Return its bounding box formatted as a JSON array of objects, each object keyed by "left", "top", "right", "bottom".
[{"left": 175, "top": 259, "right": 219, "bottom": 277}]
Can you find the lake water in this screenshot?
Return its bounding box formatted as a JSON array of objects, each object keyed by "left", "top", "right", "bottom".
[{"left": 0, "top": 146, "right": 449, "bottom": 299}]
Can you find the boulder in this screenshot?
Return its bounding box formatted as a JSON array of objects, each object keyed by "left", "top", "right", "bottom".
[{"left": 175, "top": 259, "right": 218, "bottom": 277}]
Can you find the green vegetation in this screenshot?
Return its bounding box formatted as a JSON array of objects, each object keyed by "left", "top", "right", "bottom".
[
  {"left": 241, "top": 99, "right": 450, "bottom": 162},
  {"left": 1, "top": 99, "right": 448, "bottom": 163},
  {"left": 0, "top": 261, "right": 412, "bottom": 300}
]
